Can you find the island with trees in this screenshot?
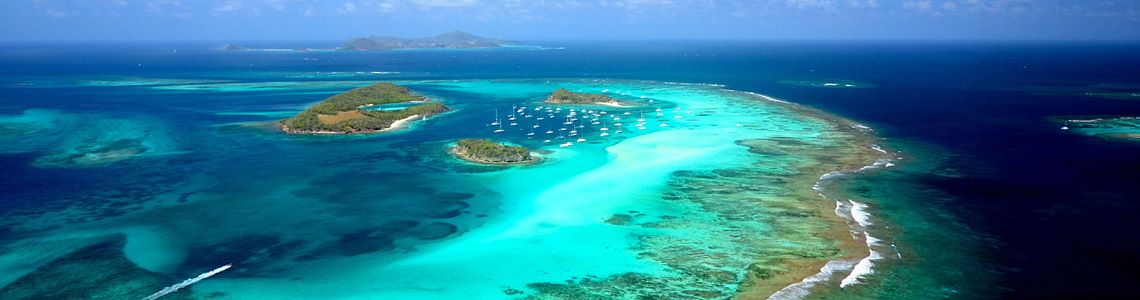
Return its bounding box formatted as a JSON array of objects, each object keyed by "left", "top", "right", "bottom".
[
  {"left": 223, "top": 44, "right": 246, "bottom": 51},
  {"left": 450, "top": 139, "right": 538, "bottom": 165},
  {"left": 545, "top": 88, "right": 625, "bottom": 106},
  {"left": 342, "top": 30, "right": 511, "bottom": 51},
  {"left": 279, "top": 83, "right": 449, "bottom": 134}
]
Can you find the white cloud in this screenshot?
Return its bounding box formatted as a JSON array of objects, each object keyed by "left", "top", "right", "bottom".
[
  {"left": 337, "top": 2, "right": 357, "bottom": 14},
  {"left": 145, "top": 2, "right": 164, "bottom": 13},
  {"left": 786, "top": 0, "right": 838, "bottom": 9},
  {"left": 903, "top": 0, "right": 933, "bottom": 10},
  {"left": 45, "top": 8, "right": 76, "bottom": 18},
  {"left": 942, "top": 1, "right": 958, "bottom": 11},
  {"left": 264, "top": 0, "right": 290, "bottom": 11},
  {"left": 213, "top": 0, "right": 244, "bottom": 13},
  {"left": 412, "top": 0, "right": 477, "bottom": 7},
  {"left": 845, "top": 0, "right": 878, "bottom": 8},
  {"left": 378, "top": 2, "right": 396, "bottom": 13}
]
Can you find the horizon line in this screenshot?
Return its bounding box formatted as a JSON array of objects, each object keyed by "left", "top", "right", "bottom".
[{"left": 2, "top": 37, "right": 1140, "bottom": 44}]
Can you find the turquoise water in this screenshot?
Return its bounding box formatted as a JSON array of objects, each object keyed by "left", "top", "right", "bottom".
[
  {"left": 0, "top": 77, "right": 887, "bottom": 299},
  {"left": 359, "top": 102, "right": 430, "bottom": 112},
  {"left": 5, "top": 41, "right": 1140, "bottom": 299},
  {"left": 1060, "top": 117, "right": 1140, "bottom": 140}
]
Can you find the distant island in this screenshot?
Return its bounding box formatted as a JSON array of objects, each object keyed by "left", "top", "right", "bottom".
[
  {"left": 223, "top": 44, "right": 246, "bottom": 51},
  {"left": 279, "top": 83, "right": 449, "bottom": 134},
  {"left": 450, "top": 139, "right": 537, "bottom": 165},
  {"left": 545, "top": 88, "right": 624, "bottom": 106},
  {"left": 1058, "top": 116, "right": 1140, "bottom": 141},
  {"left": 342, "top": 30, "right": 511, "bottom": 51}
]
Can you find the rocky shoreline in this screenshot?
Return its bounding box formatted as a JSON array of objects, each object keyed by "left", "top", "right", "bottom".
[
  {"left": 449, "top": 139, "right": 539, "bottom": 165},
  {"left": 278, "top": 114, "right": 423, "bottom": 134}
]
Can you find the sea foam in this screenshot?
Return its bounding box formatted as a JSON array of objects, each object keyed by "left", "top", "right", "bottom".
[
  {"left": 768, "top": 260, "right": 857, "bottom": 300},
  {"left": 775, "top": 144, "right": 897, "bottom": 296},
  {"left": 840, "top": 200, "right": 882, "bottom": 288}
]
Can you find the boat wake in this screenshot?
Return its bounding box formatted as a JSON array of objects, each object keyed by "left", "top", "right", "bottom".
[{"left": 142, "top": 264, "right": 232, "bottom": 300}]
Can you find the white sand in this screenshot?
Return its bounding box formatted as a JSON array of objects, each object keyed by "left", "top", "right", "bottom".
[
  {"left": 596, "top": 101, "right": 628, "bottom": 108},
  {"left": 379, "top": 114, "right": 422, "bottom": 132}
]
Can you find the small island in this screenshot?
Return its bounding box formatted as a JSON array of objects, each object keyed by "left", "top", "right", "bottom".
[
  {"left": 450, "top": 139, "right": 538, "bottom": 165},
  {"left": 342, "top": 30, "right": 510, "bottom": 51},
  {"left": 223, "top": 44, "right": 246, "bottom": 51},
  {"left": 1059, "top": 116, "right": 1140, "bottom": 141},
  {"left": 545, "top": 88, "right": 624, "bottom": 106},
  {"left": 279, "top": 83, "right": 449, "bottom": 134}
]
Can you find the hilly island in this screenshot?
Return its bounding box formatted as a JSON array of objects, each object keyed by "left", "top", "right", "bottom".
[
  {"left": 450, "top": 139, "right": 537, "bottom": 165},
  {"left": 342, "top": 30, "right": 510, "bottom": 51},
  {"left": 545, "top": 88, "right": 625, "bottom": 106},
  {"left": 279, "top": 83, "right": 449, "bottom": 134}
]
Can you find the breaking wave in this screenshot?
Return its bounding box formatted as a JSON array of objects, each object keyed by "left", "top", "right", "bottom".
[{"left": 771, "top": 143, "right": 898, "bottom": 298}]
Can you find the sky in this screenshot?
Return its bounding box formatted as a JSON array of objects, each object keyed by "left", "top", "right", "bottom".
[{"left": 1, "top": 0, "right": 1139, "bottom": 41}]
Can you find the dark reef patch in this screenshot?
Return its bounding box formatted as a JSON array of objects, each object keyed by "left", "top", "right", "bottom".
[
  {"left": 0, "top": 235, "right": 192, "bottom": 300},
  {"left": 180, "top": 234, "right": 306, "bottom": 276},
  {"left": 296, "top": 220, "right": 422, "bottom": 261},
  {"left": 409, "top": 222, "right": 459, "bottom": 240},
  {"left": 605, "top": 214, "right": 633, "bottom": 226}
]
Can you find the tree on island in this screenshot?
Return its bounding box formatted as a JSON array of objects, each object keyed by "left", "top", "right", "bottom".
[
  {"left": 451, "top": 139, "right": 536, "bottom": 164},
  {"left": 545, "top": 88, "right": 619, "bottom": 104},
  {"left": 280, "top": 83, "right": 449, "bottom": 134}
]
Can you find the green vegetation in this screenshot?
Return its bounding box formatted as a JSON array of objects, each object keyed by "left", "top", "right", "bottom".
[
  {"left": 280, "top": 82, "right": 450, "bottom": 133},
  {"left": 452, "top": 139, "right": 535, "bottom": 164},
  {"left": 342, "top": 30, "right": 508, "bottom": 51},
  {"left": 545, "top": 88, "right": 618, "bottom": 104}
]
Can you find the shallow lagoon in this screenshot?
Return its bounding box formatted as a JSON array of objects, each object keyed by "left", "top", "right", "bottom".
[{"left": 0, "top": 77, "right": 889, "bottom": 299}]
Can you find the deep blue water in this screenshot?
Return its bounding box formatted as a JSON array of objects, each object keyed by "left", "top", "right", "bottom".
[{"left": 1, "top": 41, "right": 1139, "bottom": 298}]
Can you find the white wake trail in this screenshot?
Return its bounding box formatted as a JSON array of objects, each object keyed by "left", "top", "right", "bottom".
[{"left": 142, "top": 263, "right": 232, "bottom": 300}]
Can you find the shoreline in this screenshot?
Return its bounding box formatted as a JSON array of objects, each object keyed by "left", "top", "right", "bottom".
[
  {"left": 595, "top": 101, "right": 628, "bottom": 108},
  {"left": 448, "top": 147, "right": 543, "bottom": 166},
  {"left": 543, "top": 100, "right": 629, "bottom": 108},
  {"left": 278, "top": 114, "right": 422, "bottom": 135}
]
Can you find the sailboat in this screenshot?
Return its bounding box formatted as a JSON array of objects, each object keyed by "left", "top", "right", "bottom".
[
  {"left": 508, "top": 105, "right": 518, "bottom": 125},
  {"left": 490, "top": 109, "right": 501, "bottom": 126},
  {"left": 493, "top": 122, "right": 505, "bottom": 133},
  {"left": 577, "top": 120, "right": 587, "bottom": 142}
]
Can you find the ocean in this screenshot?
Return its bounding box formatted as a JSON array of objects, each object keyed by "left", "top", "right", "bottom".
[{"left": 0, "top": 41, "right": 1138, "bottom": 299}]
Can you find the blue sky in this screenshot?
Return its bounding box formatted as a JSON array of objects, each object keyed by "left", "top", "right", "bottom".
[{"left": 2, "top": 0, "right": 1138, "bottom": 41}]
